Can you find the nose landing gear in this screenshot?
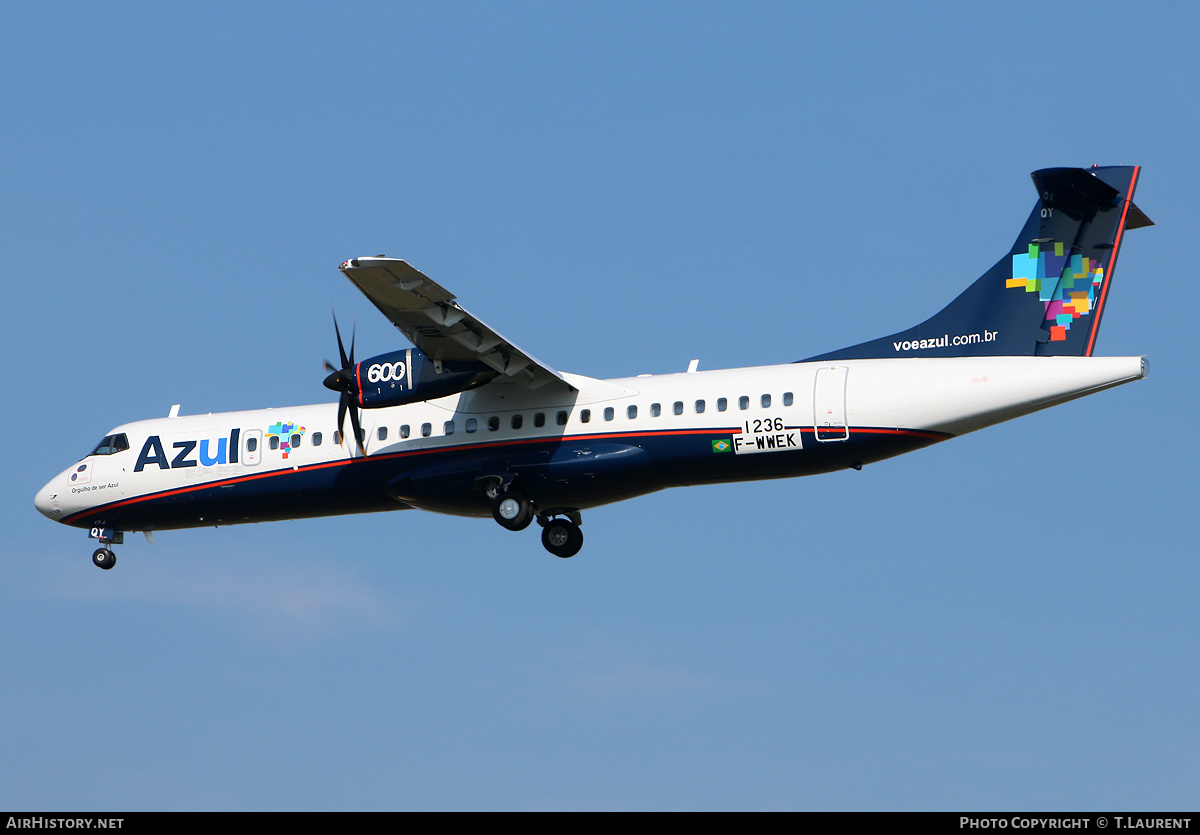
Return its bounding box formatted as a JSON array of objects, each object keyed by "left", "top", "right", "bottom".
[{"left": 87, "top": 527, "right": 123, "bottom": 570}]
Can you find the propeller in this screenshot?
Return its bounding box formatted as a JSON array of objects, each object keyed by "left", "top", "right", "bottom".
[{"left": 322, "top": 314, "right": 366, "bottom": 455}]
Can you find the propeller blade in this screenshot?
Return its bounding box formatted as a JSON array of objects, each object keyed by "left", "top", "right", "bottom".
[
  {"left": 328, "top": 312, "right": 366, "bottom": 456},
  {"left": 349, "top": 400, "right": 366, "bottom": 456},
  {"left": 333, "top": 313, "right": 349, "bottom": 369}
]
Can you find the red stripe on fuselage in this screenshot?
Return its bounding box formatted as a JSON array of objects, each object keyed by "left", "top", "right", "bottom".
[{"left": 61, "top": 425, "right": 951, "bottom": 526}]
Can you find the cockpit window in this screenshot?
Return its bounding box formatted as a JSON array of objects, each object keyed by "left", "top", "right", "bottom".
[{"left": 89, "top": 433, "right": 130, "bottom": 456}]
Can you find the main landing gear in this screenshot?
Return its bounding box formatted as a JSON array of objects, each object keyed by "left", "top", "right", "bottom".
[
  {"left": 489, "top": 484, "right": 584, "bottom": 558},
  {"left": 540, "top": 516, "right": 583, "bottom": 559},
  {"left": 492, "top": 490, "right": 534, "bottom": 531}
]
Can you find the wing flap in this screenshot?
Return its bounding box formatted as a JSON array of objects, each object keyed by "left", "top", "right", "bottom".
[{"left": 339, "top": 257, "right": 574, "bottom": 391}]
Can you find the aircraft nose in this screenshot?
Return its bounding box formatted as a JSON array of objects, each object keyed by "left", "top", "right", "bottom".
[{"left": 34, "top": 479, "right": 63, "bottom": 521}]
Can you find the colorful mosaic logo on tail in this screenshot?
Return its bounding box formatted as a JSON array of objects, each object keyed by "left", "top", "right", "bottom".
[
  {"left": 1008, "top": 241, "right": 1106, "bottom": 341},
  {"left": 266, "top": 421, "right": 306, "bottom": 459}
]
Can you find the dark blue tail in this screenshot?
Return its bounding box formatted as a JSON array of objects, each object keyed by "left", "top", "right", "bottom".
[{"left": 806, "top": 166, "right": 1150, "bottom": 361}]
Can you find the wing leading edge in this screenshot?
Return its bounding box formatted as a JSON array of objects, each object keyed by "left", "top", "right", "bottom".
[{"left": 339, "top": 257, "right": 575, "bottom": 392}]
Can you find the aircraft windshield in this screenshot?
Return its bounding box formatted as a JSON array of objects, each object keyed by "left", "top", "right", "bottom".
[{"left": 89, "top": 433, "right": 130, "bottom": 456}]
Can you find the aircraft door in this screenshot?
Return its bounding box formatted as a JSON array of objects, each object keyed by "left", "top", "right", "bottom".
[
  {"left": 813, "top": 366, "right": 849, "bottom": 442},
  {"left": 242, "top": 429, "right": 262, "bottom": 466}
]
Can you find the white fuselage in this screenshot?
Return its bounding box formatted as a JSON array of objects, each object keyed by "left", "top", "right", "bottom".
[{"left": 35, "top": 355, "right": 1146, "bottom": 533}]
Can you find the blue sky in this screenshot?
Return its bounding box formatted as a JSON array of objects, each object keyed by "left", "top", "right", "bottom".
[{"left": 3, "top": 1, "right": 1198, "bottom": 810}]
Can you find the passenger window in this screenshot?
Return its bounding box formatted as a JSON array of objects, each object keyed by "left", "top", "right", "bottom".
[
  {"left": 312, "top": 432, "right": 322, "bottom": 446},
  {"left": 512, "top": 415, "right": 523, "bottom": 430},
  {"left": 695, "top": 400, "right": 705, "bottom": 414},
  {"left": 784, "top": 392, "right": 793, "bottom": 406},
  {"left": 421, "top": 423, "right": 432, "bottom": 437},
  {"left": 627, "top": 405, "right": 637, "bottom": 419},
  {"left": 357, "top": 429, "right": 366, "bottom": 443},
  {"left": 556, "top": 411, "right": 568, "bottom": 426},
  {"left": 717, "top": 398, "right": 727, "bottom": 412},
  {"left": 377, "top": 427, "right": 387, "bottom": 441},
  {"left": 651, "top": 403, "right": 661, "bottom": 417},
  {"left": 534, "top": 412, "right": 545, "bottom": 427},
  {"left": 444, "top": 421, "right": 455, "bottom": 435},
  {"left": 269, "top": 436, "right": 280, "bottom": 450},
  {"left": 466, "top": 418, "right": 477, "bottom": 433},
  {"left": 331, "top": 433, "right": 339, "bottom": 446},
  {"left": 248, "top": 437, "right": 259, "bottom": 452},
  {"left": 739, "top": 396, "right": 749, "bottom": 410},
  {"left": 488, "top": 416, "right": 500, "bottom": 431},
  {"left": 761, "top": 394, "right": 772, "bottom": 408},
  {"left": 291, "top": 434, "right": 302, "bottom": 448},
  {"left": 581, "top": 409, "right": 591, "bottom": 424},
  {"left": 604, "top": 407, "right": 614, "bottom": 421},
  {"left": 400, "top": 425, "right": 410, "bottom": 439},
  {"left": 673, "top": 401, "right": 683, "bottom": 415}
]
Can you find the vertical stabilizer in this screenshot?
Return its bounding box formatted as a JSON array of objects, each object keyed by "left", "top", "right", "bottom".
[{"left": 806, "top": 166, "right": 1149, "bottom": 361}]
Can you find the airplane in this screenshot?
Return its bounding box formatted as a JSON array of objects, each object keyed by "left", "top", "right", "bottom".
[{"left": 36, "top": 165, "right": 1151, "bottom": 569}]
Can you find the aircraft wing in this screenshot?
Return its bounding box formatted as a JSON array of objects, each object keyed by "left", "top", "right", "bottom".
[{"left": 338, "top": 257, "right": 575, "bottom": 391}]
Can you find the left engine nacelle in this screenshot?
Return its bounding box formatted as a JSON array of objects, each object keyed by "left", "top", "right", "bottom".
[{"left": 349, "top": 347, "right": 497, "bottom": 408}]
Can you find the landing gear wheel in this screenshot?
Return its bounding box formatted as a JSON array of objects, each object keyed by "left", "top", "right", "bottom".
[
  {"left": 92, "top": 548, "right": 116, "bottom": 570},
  {"left": 541, "top": 518, "right": 583, "bottom": 559},
  {"left": 492, "top": 491, "right": 534, "bottom": 531}
]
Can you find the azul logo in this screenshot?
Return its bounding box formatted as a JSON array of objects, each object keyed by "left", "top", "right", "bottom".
[
  {"left": 366, "top": 362, "right": 407, "bottom": 385},
  {"left": 266, "top": 421, "right": 305, "bottom": 460},
  {"left": 1008, "top": 239, "right": 1106, "bottom": 342},
  {"left": 135, "top": 429, "right": 241, "bottom": 472}
]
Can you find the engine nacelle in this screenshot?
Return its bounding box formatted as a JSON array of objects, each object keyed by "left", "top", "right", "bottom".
[{"left": 352, "top": 347, "right": 497, "bottom": 408}]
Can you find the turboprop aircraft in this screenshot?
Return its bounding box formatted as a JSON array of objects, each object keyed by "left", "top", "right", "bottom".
[{"left": 36, "top": 166, "right": 1151, "bottom": 569}]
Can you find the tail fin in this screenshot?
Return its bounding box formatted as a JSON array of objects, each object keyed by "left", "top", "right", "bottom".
[{"left": 806, "top": 166, "right": 1151, "bottom": 361}]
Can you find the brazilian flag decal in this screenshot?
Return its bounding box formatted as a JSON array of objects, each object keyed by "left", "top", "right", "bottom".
[{"left": 712, "top": 439, "right": 732, "bottom": 453}]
